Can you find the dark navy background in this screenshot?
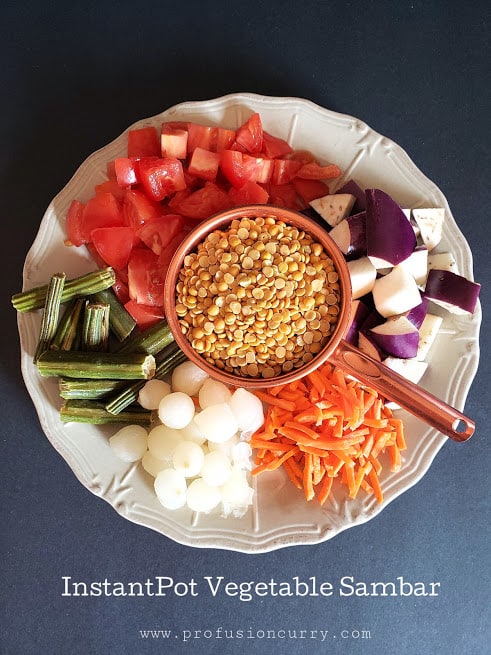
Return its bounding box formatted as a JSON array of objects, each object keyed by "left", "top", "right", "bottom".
[{"left": 1, "top": 2, "right": 489, "bottom": 653}]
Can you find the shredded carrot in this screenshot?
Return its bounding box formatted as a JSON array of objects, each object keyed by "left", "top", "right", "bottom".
[
  {"left": 250, "top": 361, "right": 406, "bottom": 506},
  {"left": 253, "top": 390, "right": 296, "bottom": 412}
]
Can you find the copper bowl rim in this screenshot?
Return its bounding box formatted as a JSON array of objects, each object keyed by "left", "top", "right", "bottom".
[{"left": 163, "top": 204, "right": 353, "bottom": 389}]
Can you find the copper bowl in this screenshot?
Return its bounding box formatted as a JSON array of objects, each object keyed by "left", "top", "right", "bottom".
[
  {"left": 163, "top": 204, "right": 352, "bottom": 389},
  {"left": 163, "top": 204, "right": 474, "bottom": 443}
]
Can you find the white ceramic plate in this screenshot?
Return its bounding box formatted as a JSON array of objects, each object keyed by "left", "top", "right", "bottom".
[{"left": 18, "top": 93, "right": 481, "bottom": 552}]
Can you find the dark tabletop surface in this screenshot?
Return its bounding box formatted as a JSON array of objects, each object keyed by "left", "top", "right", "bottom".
[{"left": 1, "top": 2, "right": 490, "bottom": 654}]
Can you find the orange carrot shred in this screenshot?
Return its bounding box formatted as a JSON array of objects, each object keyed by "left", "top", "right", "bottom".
[
  {"left": 249, "top": 360, "right": 407, "bottom": 506},
  {"left": 254, "top": 390, "right": 297, "bottom": 412},
  {"left": 316, "top": 473, "right": 333, "bottom": 505}
]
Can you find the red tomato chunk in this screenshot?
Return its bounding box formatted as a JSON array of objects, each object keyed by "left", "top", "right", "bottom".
[{"left": 64, "top": 112, "right": 342, "bottom": 324}]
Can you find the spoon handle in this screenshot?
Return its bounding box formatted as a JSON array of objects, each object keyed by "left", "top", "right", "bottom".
[{"left": 330, "top": 340, "right": 475, "bottom": 442}]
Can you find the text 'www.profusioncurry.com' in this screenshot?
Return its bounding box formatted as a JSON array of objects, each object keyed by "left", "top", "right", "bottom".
[{"left": 139, "top": 627, "right": 372, "bottom": 643}]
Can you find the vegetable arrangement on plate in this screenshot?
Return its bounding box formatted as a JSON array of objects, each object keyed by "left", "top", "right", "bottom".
[{"left": 12, "top": 109, "right": 481, "bottom": 517}]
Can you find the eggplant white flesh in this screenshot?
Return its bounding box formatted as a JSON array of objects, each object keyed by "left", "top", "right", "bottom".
[
  {"left": 329, "top": 212, "right": 367, "bottom": 259},
  {"left": 384, "top": 355, "right": 429, "bottom": 410},
  {"left": 365, "top": 189, "right": 417, "bottom": 266},
  {"left": 427, "top": 251, "right": 459, "bottom": 275},
  {"left": 372, "top": 266, "right": 423, "bottom": 317},
  {"left": 383, "top": 357, "right": 428, "bottom": 384},
  {"left": 412, "top": 208, "right": 444, "bottom": 251},
  {"left": 347, "top": 257, "right": 377, "bottom": 300},
  {"left": 424, "top": 269, "right": 481, "bottom": 315},
  {"left": 310, "top": 193, "right": 356, "bottom": 227},
  {"left": 417, "top": 313, "right": 443, "bottom": 361},
  {"left": 335, "top": 179, "right": 366, "bottom": 212},
  {"left": 369, "top": 316, "right": 420, "bottom": 358},
  {"left": 396, "top": 246, "right": 429, "bottom": 286}
]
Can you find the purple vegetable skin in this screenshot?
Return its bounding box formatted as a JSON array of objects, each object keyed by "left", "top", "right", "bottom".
[
  {"left": 424, "top": 269, "right": 481, "bottom": 314},
  {"left": 345, "top": 299, "right": 370, "bottom": 344},
  {"left": 365, "top": 189, "right": 416, "bottom": 265},
  {"left": 370, "top": 318, "right": 420, "bottom": 359},
  {"left": 330, "top": 212, "right": 367, "bottom": 259},
  {"left": 358, "top": 331, "right": 387, "bottom": 361},
  {"left": 336, "top": 179, "right": 366, "bottom": 213},
  {"left": 405, "top": 294, "right": 429, "bottom": 328}
]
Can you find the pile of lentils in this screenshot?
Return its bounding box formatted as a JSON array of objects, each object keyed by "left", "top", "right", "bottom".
[{"left": 175, "top": 215, "right": 342, "bottom": 379}]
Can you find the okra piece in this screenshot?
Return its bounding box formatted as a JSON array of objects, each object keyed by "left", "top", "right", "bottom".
[
  {"left": 116, "top": 319, "right": 174, "bottom": 356},
  {"left": 60, "top": 399, "right": 152, "bottom": 425},
  {"left": 82, "top": 302, "right": 110, "bottom": 351},
  {"left": 12, "top": 266, "right": 116, "bottom": 312},
  {"left": 36, "top": 350, "right": 156, "bottom": 380},
  {"left": 59, "top": 377, "right": 126, "bottom": 400},
  {"left": 51, "top": 297, "right": 86, "bottom": 351},
  {"left": 105, "top": 342, "right": 187, "bottom": 415},
  {"left": 33, "top": 273, "right": 66, "bottom": 363},
  {"left": 91, "top": 288, "right": 136, "bottom": 342}
]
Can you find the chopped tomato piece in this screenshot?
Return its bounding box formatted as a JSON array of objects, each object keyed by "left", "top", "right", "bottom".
[
  {"left": 287, "top": 149, "right": 317, "bottom": 164},
  {"left": 187, "top": 147, "right": 221, "bottom": 181},
  {"left": 84, "top": 242, "right": 109, "bottom": 269},
  {"left": 271, "top": 159, "right": 302, "bottom": 185},
  {"left": 136, "top": 214, "right": 185, "bottom": 255},
  {"left": 124, "top": 299, "right": 165, "bottom": 329},
  {"left": 127, "top": 126, "right": 160, "bottom": 158},
  {"left": 187, "top": 123, "right": 216, "bottom": 153},
  {"left": 254, "top": 157, "right": 274, "bottom": 184},
  {"left": 84, "top": 244, "right": 130, "bottom": 295},
  {"left": 292, "top": 178, "right": 329, "bottom": 203},
  {"left": 261, "top": 131, "right": 293, "bottom": 158},
  {"left": 112, "top": 278, "right": 130, "bottom": 305},
  {"left": 230, "top": 140, "right": 248, "bottom": 153},
  {"left": 235, "top": 112, "right": 263, "bottom": 154},
  {"left": 167, "top": 187, "right": 193, "bottom": 213},
  {"left": 137, "top": 157, "right": 187, "bottom": 201},
  {"left": 114, "top": 157, "right": 138, "bottom": 187},
  {"left": 174, "top": 182, "right": 230, "bottom": 220},
  {"left": 94, "top": 179, "right": 125, "bottom": 202},
  {"left": 127, "top": 248, "right": 165, "bottom": 307},
  {"left": 267, "top": 183, "right": 300, "bottom": 209},
  {"left": 160, "top": 123, "right": 188, "bottom": 159},
  {"left": 295, "top": 161, "right": 342, "bottom": 180},
  {"left": 228, "top": 180, "right": 269, "bottom": 206},
  {"left": 157, "top": 227, "right": 192, "bottom": 275},
  {"left": 122, "top": 188, "right": 162, "bottom": 230},
  {"left": 219, "top": 150, "right": 246, "bottom": 188},
  {"left": 162, "top": 120, "right": 189, "bottom": 131},
  {"left": 85, "top": 246, "right": 129, "bottom": 301},
  {"left": 90, "top": 226, "right": 134, "bottom": 270},
  {"left": 214, "top": 127, "right": 236, "bottom": 152},
  {"left": 65, "top": 199, "right": 86, "bottom": 246},
  {"left": 160, "top": 227, "right": 190, "bottom": 255},
  {"left": 220, "top": 150, "right": 273, "bottom": 188},
  {"left": 81, "top": 192, "right": 124, "bottom": 242}
]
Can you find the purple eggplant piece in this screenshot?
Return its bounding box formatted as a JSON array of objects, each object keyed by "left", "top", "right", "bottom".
[
  {"left": 365, "top": 188, "right": 416, "bottom": 265},
  {"left": 370, "top": 317, "right": 420, "bottom": 359},
  {"left": 424, "top": 269, "right": 481, "bottom": 314},
  {"left": 345, "top": 299, "right": 371, "bottom": 344},
  {"left": 359, "top": 308, "right": 385, "bottom": 333},
  {"left": 330, "top": 211, "right": 367, "bottom": 260},
  {"left": 358, "top": 331, "right": 387, "bottom": 361},
  {"left": 336, "top": 179, "right": 366, "bottom": 213},
  {"left": 405, "top": 294, "right": 429, "bottom": 328}
]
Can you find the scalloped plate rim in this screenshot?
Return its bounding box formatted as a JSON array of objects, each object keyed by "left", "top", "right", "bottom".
[{"left": 18, "top": 93, "right": 481, "bottom": 553}]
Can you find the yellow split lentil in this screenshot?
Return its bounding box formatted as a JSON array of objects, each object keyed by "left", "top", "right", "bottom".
[{"left": 175, "top": 216, "right": 341, "bottom": 379}]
